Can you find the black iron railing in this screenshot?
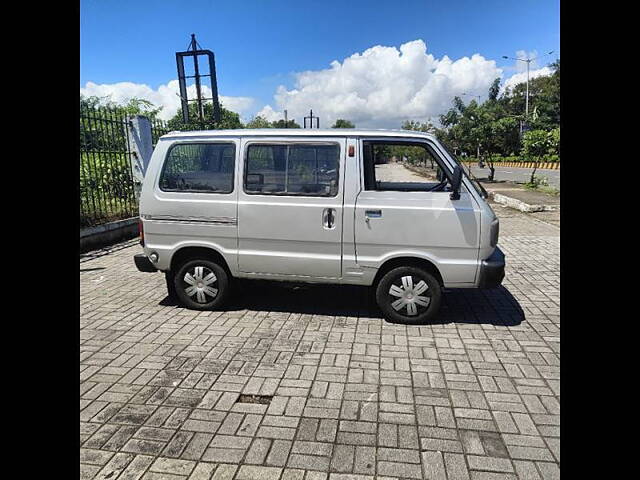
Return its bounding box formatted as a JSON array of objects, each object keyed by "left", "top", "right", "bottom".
[
  {"left": 80, "top": 104, "right": 137, "bottom": 227},
  {"left": 151, "top": 117, "right": 171, "bottom": 147}
]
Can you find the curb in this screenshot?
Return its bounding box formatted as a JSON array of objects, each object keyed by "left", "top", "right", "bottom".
[
  {"left": 464, "top": 162, "right": 560, "bottom": 170},
  {"left": 489, "top": 192, "right": 558, "bottom": 213},
  {"left": 80, "top": 217, "right": 139, "bottom": 252}
]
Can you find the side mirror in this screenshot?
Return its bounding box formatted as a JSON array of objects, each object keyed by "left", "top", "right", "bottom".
[{"left": 450, "top": 165, "right": 463, "bottom": 200}]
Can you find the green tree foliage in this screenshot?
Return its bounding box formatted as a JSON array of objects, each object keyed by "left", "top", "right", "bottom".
[
  {"left": 332, "top": 119, "right": 355, "bottom": 128},
  {"left": 401, "top": 120, "right": 436, "bottom": 133},
  {"left": 166, "top": 101, "right": 243, "bottom": 130},
  {"left": 522, "top": 129, "right": 555, "bottom": 183},
  {"left": 80, "top": 95, "right": 163, "bottom": 119},
  {"left": 502, "top": 59, "right": 560, "bottom": 130},
  {"left": 488, "top": 78, "right": 501, "bottom": 101},
  {"left": 436, "top": 58, "right": 559, "bottom": 181},
  {"left": 271, "top": 119, "right": 301, "bottom": 128},
  {"left": 246, "top": 115, "right": 273, "bottom": 128}
]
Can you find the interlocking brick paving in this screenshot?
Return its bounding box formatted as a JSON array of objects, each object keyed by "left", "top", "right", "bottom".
[{"left": 80, "top": 204, "right": 559, "bottom": 480}]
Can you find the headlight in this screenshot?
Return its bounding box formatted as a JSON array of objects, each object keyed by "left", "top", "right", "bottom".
[{"left": 490, "top": 218, "right": 499, "bottom": 247}]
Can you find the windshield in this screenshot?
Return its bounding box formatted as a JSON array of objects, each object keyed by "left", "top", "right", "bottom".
[{"left": 437, "top": 140, "right": 488, "bottom": 199}]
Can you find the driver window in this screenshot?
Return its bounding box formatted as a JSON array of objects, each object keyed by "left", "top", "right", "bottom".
[{"left": 363, "top": 141, "right": 449, "bottom": 191}]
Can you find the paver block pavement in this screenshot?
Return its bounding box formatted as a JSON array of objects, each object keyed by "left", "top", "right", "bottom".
[{"left": 81, "top": 207, "right": 559, "bottom": 478}]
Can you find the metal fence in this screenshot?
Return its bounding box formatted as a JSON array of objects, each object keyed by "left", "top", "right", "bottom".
[
  {"left": 151, "top": 117, "right": 171, "bottom": 147},
  {"left": 80, "top": 105, "right": 138, "bottom": 227}
]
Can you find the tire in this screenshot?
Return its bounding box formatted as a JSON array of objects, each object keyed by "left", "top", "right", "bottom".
[
  {"left": 172, "top": 259, "right": 230, "bottom": 310},
  {"left": 165, "top": 272, "right": 177, "bottom": 299},
  {"left": 375, "top": 266, "right": 441, "bottom": 324}
]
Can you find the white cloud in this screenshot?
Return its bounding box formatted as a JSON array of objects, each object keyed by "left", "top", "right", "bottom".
[
  {"left": 80, "top": 80, "right": 255, "bottom": 121},
  {"left": 260, "top": 39, "right": 503, "bottom": 128},
  {"left": 81, "top": 41, "right": 555, "bottom": 128},
  {"left": 254, "top": 105, "right": 283, "bottom": 122},
  {"left": 502, "top": 66, "right": 553, "bottom": 93}
]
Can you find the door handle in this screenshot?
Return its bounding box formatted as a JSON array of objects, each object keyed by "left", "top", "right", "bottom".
[
  {"left": 365, "top": 209, "right": 382, "bottom": 218},
  {"left": 322, "top": 208, "right": 336, "bottom": 229}
]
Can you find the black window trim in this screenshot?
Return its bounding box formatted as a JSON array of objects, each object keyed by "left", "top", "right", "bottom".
[
  {"left": 360, "top": 138, "right": 458, "bottom": 192},
  {"left": 242, "top": 140, "right": 341, "bottom": 198}
]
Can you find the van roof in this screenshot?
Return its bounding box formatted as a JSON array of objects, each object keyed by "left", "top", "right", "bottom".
[{"left": 159, "top": 128, "right": 437, "bottom": 141}]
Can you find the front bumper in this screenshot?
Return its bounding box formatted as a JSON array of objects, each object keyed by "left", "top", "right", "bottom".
[
  {"left": 477, "top": 247, "right": 505, "bottom": 288},
  {"left": 134, "top": 254, "right": 157, "bottom": 273}
]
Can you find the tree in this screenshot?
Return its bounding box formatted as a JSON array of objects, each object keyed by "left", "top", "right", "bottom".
[
  {"left": 246, "top": 115, "right": 273, "bottom": 128},
  {"left": 522, "top": 129, "right": 554, "bottom": 183},
  {"left": 500, "top": 59, "right": 559, "bottom": 130},
  {"left": 549, "top": 127, "right": 560, "bottom": 156},
  {"left": 80, "top": 95, "right": 163, "bottom": 120},
  {"left": 271, "top": 119, "right": 301, "bottom": 128},
  {"left": 488, "top": 78, "right": 501, "bottom": 101},
  {"left": 401, "top": 120, "right": 435, "bottom": 133},
  {"left": 166, "top": 101, "right": 243, "bottom": 130},
  {"left": 435, "top": 58, "right": 559, "bottom": 182},
  {"left": 332, "top": 119, "right": 355, "bottom": 128}
]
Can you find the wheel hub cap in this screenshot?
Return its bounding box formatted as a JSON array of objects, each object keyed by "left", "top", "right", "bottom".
[
  {"left": 389, "top": 275, "right": 430, "bottom": 316},
  {"left": 183, "top": 266, "right": 218, "bottom": 304}
]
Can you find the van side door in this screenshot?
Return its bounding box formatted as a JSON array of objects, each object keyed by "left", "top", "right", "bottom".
[{"left": 237, "top": 137, "right": 346, "bottom": 279}]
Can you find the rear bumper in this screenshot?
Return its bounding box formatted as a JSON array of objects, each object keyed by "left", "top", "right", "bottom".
[
  {"left": 134, "top": 254, "right": 157, "bottom": 273},
  {"left": 477, "top": 247, "right": 505, "bottom": 288}
]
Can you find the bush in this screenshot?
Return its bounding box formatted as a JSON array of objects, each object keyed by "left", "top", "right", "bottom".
[{"left": 80, "top": 152, "right": 137, "bottom": 226}]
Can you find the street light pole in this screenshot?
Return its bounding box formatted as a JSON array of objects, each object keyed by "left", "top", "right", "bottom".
[
  {"left": 525, "top": 60, "right": 530, "bottom": 118},
  {"left": 502, "top": 51, "right": 554, "bottom": 129}
]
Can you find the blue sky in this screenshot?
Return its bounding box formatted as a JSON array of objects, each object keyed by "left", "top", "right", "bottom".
[{"left": 80, "top": 0, "right": 559, "bottom": 126}]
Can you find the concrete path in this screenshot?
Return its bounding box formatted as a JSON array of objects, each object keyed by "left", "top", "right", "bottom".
[{"left": 375, "top": 162, "right": 433, "bottom": 183}]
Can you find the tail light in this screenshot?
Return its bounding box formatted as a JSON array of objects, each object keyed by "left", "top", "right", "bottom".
[
  {"left": 138, "top": 218, "right": 144, "bottom": 247},
  {"left": 490, "top": 218, "right": 499, "bottom": 247}
]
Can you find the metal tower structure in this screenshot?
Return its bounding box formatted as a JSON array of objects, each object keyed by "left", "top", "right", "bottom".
[
  {"left": 175, "top": 34, "right": 221, "bottom": 126},
  {"left": 303, "top": 109, "right": 320, "bottom": 128}
]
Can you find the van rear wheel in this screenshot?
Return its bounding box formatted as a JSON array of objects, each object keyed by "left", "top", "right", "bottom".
[
  {"left": 375, "top": 266, "right": 441, "bottom": 323},
  {"left": 173, "top": 259, "right": 229, "bottom": 310}
]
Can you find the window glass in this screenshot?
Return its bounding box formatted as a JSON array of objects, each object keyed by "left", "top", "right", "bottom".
[
  {"left": 245, "top": 144, "right": 339, "bottom": 196},
  {"left": 363, "top": 141, "right": 451, "bottom": 192},
  {"left": 160, "top": 143, "right": 235, "bottom": 193}
]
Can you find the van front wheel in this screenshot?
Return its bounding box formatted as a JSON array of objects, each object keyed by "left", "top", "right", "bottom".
[
  {"left": 375, "top": 266, "right": 441, "bottom": 323},
  {"left": 173, "top": 259, "right": 229, "bottom": 310}
]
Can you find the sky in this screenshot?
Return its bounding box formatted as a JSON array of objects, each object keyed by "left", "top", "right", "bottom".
[{"left": 80, "top": 0, "right": 560, "bottom": 127}]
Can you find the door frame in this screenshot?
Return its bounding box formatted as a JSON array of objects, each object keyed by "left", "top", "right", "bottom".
[{"left": 235, "top": 136, "right": 348, "bottom": 280}]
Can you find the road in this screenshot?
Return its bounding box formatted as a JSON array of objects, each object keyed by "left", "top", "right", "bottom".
[{"left": 467, "top": 164, "right": 560, "bottom": 188}]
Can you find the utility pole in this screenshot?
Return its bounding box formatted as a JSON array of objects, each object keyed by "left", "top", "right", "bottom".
[{"left": 284, "top": 109, "right": 288, "bottom": 128}]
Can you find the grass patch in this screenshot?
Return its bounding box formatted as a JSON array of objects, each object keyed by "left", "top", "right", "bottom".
[{"left": 523, "top": 174, "right": 559, "bottom": 195}]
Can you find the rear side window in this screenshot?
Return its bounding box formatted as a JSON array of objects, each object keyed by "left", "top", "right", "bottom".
[
  {"left": 244, "top": 143, "right": 339, "bottom": 196},
  {"left": 159, "top": 142, "right": 235, "bottom": 193}
]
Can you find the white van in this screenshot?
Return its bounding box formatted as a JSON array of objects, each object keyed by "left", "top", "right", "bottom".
[{"left": 134, "top": 129, "right": 504, "bottom": 323}]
